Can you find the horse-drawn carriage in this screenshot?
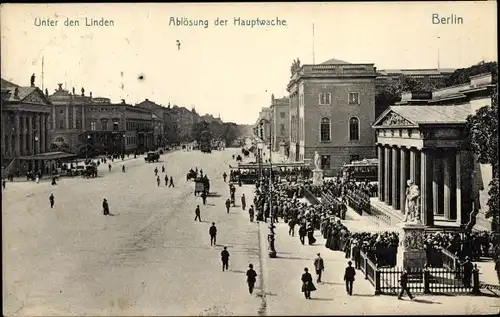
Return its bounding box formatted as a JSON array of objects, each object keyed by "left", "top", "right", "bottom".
[
  {"left": 81, "top": 163, "right": 98, "bottom": 178},
  {"left": 194, "top": 177, "right": 210, "bottom": 196}
]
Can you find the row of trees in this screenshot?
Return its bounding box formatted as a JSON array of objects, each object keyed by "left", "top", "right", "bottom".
[{"left": 191, "top": 120, "right": 242, "bottom": 146}]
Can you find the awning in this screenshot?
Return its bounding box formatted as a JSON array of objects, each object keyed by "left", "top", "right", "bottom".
[{"left": 19, "top": 151, "right": 77, "bottom": 161}]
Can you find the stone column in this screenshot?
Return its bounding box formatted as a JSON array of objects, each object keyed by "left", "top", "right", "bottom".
[
  {"left": 28, "top": 115, "right": 33, "bottom": 155},
  {"left": 72, "top": 106, "right": 77, "bottom": 130},
  {"left": 41, "top": 114, "right": 46, "bottom": 153},
  {"left": 455, "top": 151, "right": 473, "bottom": 226},
  {"left": 65, "top": 105, "right": 69, "bottom": 129},
  {"left": 443, "top": 151, "right": 456, "bottom": 220},
  {"left": 400, "top": 147, "right": 409, "bottom": 214},
  {"left": 420, "top": 149, "right": 434, "bottom": 226},
  {"left": 384, "top": 146, "right": 392, "bottom": 205},
  {"left": 456, "top": 151, "right": 461, "bottom": 225},
  {"left": 410, "top": 148, "right": 421, "bottom": 186},
  {"left": 392, "top": 146, "right": 400, "bottom": 210},
  {"left": 432, "top": 152, "right": 444, "bottom": 215},
  {"left": 52, "top": 106, "right": 56, "bottom": 129},
  {"left": 81, "top": 105, "right": 85, "bottom": 130},
  {"left": 15, "top": 112, "right": 21, "bottom": 157},
  {"left": 35, "top": 114, "right": 41, "bottom": 154},
  {"left": 1, "top": 115, "right": 5, "bottom": 156},
  {"left": 19, "top": 114, "right": 24, "bottom": 156},
  {"left": 377, "top": 144, "right": 385, "bottom": 201}
]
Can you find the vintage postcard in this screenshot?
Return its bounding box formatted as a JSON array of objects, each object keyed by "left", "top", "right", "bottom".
[{"left": 1, "top": 2, "right": 498, "bottom": 316}]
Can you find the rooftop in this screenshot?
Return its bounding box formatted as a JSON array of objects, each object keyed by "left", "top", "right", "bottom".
[
  {"left": 320, "top": 58, "right": 350, "bottom": 65},
  {"left": 389, "top": 105, "right": 470, "bottom": 125}
]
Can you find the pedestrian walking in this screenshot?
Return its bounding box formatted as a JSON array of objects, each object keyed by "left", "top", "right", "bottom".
[
  {"left": 201, "top": 191, "right": 207, "bottom": 205},
  {"left": 241, "top": 194, "right": 246, "bottom": 210},
  {"left": 209, "top": 222, "right": 217, "bottom": 246},
  {"left": 299, "top": 223, "right": 307, "bottom": 245},
  {"left": 225, "top": 198, "right": 231, "bottom": 214},
  {"left": 307, "top": 223, "right": 316, "bottom": 245},
  {"left": 164, "top": 174, "right": 168, "bottom": 186},
  {"left": 122, "top": 165, "right": 125, "bottom": 173},
  {"left": 102, "top": 198, "right": 109, "bottom": 215},
  {"left": 353, "top": 241, "right": 361, "bottom": 269},
  {"left": 249, "top": 205, "right": 255, "bottom": 222},
  {"left": 301, "top": 268, "right": 316, "bottom": 299},
  {"left": 157, "top": 176, "right": 160, "bottom": 186},
  {"left": 222, "top": 172, "right": 227, "bottom": 182},
  {"left": 169, "top": 177, "right": 175, "bottom": 187},
  {"left": 154, "top": 167, "right": 158, "bottom": 176},
  {"left": 108, "top": 163, "right": 112, "bottom": 172},
  {"left": 344, "top": 261, "right": 356, "bottom": 296},
  {"left": 398, "top": 269, "right": 414, "bottom": 300},
  {"left": 49, "top": 193, "right": 55, "bottom": 208},
  {"left": 288, "top": 218, "right": 296, "bottom": 236},
  {"left": 194, "top": 205, "right": 202, "bottom": 222},
  {"left": 221, "top": 247, "right": 230, "bottom": 271},
  {"left": 246, "top": 264, "right": 257, "bottom": 294},
  {"left": 162, "top": 165, "right": 165, "bottom": 173},
  {"left": 2, "top": 179, "right": 6, "bottom": 189},
  {"left": 314, "top": 253, "right": 325, "bottom": 283}
]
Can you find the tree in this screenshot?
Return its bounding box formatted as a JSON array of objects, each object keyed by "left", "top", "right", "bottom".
[
  {"left": 465, "top": 87, "right": 498, "bottom": 231},
  {"left": 445, "top": 61, "right": 498, "bottom": 87}
]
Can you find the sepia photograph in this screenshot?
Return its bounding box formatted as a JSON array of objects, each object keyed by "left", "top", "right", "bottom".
[{"left": 1, "top": 2, "right": 498, "bottom": 316}]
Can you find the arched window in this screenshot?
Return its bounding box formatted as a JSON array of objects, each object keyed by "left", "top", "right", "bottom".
[
  {"left": 320, "top": 117, "right": 330, "bottom": 142},
  {"left": 349, "top": 117, "right": 360, "bottom": 141}
]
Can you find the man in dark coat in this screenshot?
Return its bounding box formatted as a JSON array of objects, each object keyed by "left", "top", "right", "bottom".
[
  {"left": 241, "top": 194, "right": 246, "bottom": 210},
  {"left": 169, "top": 176, "right": 175, "bottom": 187},
  {"left": 299, "top": 223, "right": 307, "bottom": 245},
  {"left": 462, "top": 257, "right": 474, "bottom": 288},
  {"left": 221, "top": 247, "right": 230, "bottom": 271},
  {"left": 246, "top": 264, "right": 257, "bottom": 294},
  {"left": 164, "top": 174, "right": 168, "bottom": 186},
  {"left": 288, "top": 218, "right": 296, "bottom": 236},
  {"left": 344, "top": 260, "right": 356, "bottom": 296},
  {"left": 352, "top": 242, "right": 361, "bottom": 269},
  {"left": 194, "top": 205, "right": 201, "bottom": 222},
  {"left": 201, "top": 191, "right": 207, "bottom": 205},
  {"left": 301, "top": 267, "right": 316, "bottom": 299},
  {"left": 398, "top": 269, "right": 414, "bottom": 300},
  {"left": 49, "top": 193, "right": 55, "bottom": 208},
  {"left": 209, "top": 222, "right": 217, "bottom": 246},
  {"left": 102, "top": 198, "right": 109, "bottom": 215},
  {"left": 225, "top": 198, "right": 231, "bottom": 214},
  {"left": 222, "top": 172, "right": 227, "bottom": 182},
  {"left": 313, "top": 253, "right": 325, "bottom": 283}
]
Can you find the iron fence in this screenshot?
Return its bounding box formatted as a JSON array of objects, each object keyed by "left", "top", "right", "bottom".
[{"left": 302, "top": 186, "right": 320, "bottom": 205}]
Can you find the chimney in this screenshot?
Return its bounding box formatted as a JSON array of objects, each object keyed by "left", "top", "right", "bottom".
[
  {"left": 145, "top": 98, "right": 149, "bottom": 101},
  {"left": 14, "top": 87, "right": 20, "bottom": 99}
]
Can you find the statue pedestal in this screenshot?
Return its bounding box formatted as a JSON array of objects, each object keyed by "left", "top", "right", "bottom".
[
  {"left": 397, "top": 222, "right": 426, "bottom": 270},
  {"left": 312, "top": 169, "right": 323, "bottom": 186}
]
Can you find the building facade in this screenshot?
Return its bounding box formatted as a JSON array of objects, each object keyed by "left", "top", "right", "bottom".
[
  {"left": 1, "top": 78, "right": 52, "bottom": 172},
  {"left": 287, "top": 58, "right": 378, "bottom": 175},
  {"left": 48, "top": 84, "right": 155, "bottom": 155},
  {"left": 371, "top": 73, "right": 495, "bottom": 230},
  {"left": 269, "top": 94, "right": 289, "bottom": 154},
  {"left": 254, "top": 107, "right": 272, "bottom": 142}
]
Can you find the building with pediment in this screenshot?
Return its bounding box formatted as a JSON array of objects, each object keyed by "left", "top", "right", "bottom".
[
  {"left": 287, "top": 58, "right": 377, "bottom": 175},
  {"left": 47, "top": 84, "right": 155, "bottom": 155},
  {"left": 1, "top": 77, "right": 57, "bottom": 174},
  {"left": 371, "top": 73, "right": 495, "bottom": 231}
]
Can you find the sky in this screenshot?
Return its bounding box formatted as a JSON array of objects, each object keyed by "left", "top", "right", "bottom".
[{"left": 1, "top": 2, "right": 497, "bottom": 124}]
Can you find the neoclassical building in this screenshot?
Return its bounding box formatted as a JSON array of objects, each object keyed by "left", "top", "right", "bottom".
[
  {"left": 269, "top": 94, "right": 289, "bottom": 155},
  {"left": 371, "top": 73, "right": 495, "bottom": 230},
  {"left": 1, "top": 78, "right": 53, "bottom": 173},
  {"left": 287, "top": 58, "right": 377, "bottom": 175}
]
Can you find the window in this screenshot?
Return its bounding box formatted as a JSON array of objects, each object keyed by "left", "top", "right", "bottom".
[
  {"left": 280, "top": 124, "right": 286, "bottom": 136},
  {"left": 113, "top": 121, "right": 119, "bottom": 131},
  {"left": 101, "top": 121, "right": 108, "bottom": 131},
  {"left": 349, "top": 117, "right": 360, "bottom": 141},
  {"left": 349, "top": 92, "right": 360, "bottom": 105},
  {"left": 350, "top": 155, "right": 360, "bottom": 163},
  {"left": 320, "top": 117, "right": 331, "bottom": 142},
  {"left": 59, "top": 120, "right": 64, "bottom": 129},
  {"left": 59, "top": 109, "right": 64, "bottom": 114},
  {"left": 90, "top": 121, "right": 96, "bottom": 131},
  {"left": 321, "top": 155, "right": 331, "bottom": 170},
  {"left": 319, "top": 93, "right": 331, "bottom": 105},
  {"left": 280, "top": 112, "right": 286, "bottom": 119},
  {"left": 76, "top": 120, "right": 81, "bottom": 129}
]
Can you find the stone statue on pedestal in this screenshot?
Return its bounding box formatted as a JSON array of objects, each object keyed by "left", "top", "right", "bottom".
[
  {"left": 72, "top": 87, "right": 75, "bottom": 95},
  {"left": 313, "top": 151, "right": 321, "bottom": 170},
  {"left": 81, "top": 87, "right": 85, "bottom": 96},
  {"left": 405, "top": 180, "right": 421, "bottom": 223},
  {"left": 30, "top": 73, "right": 35, "bottom": 87}
]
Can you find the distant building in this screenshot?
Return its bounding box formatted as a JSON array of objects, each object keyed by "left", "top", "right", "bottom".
[
  {"left": 287, "top": 58, "right": 378, "bottom": 175},
  {"left": 376, "top": 68, "right": 455, "bottom": 87},
  {"left": 254, "top": 107, "right": 272, "bottom": 143},
  {"left": 48, "top": 84, "right": 155, "bottom": 155},
  {"left": 269, "top": 94, "right": 289, "bottom": 154}
]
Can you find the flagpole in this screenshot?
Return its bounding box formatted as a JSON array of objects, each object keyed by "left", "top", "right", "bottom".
[
  {"left": 312, "top": 23, "right": 316, "bottom": 65},
  {"left": 41, "top": 56, "right": 44, "bottom": 90}
]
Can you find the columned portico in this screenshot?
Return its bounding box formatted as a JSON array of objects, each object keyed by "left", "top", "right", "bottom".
[{"left": 372, "top": 107, "right": 472, "bottom": 228}]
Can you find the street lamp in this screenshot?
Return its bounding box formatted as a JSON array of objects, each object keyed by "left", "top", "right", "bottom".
[
  {"left": 33, "top": 133, "right": 39, "bottom": 173},
  {"left": 259, "top": 118, "right": 276, "bottom": 258},
  {"left": 257, "top": 140, "right": 265, "bottom": 181},
  {"left": 122, "top": 134, "right": 126, "bottom": 159},
  {"left": 85, "top": 134, "right": 91, "bottom": 160}
]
